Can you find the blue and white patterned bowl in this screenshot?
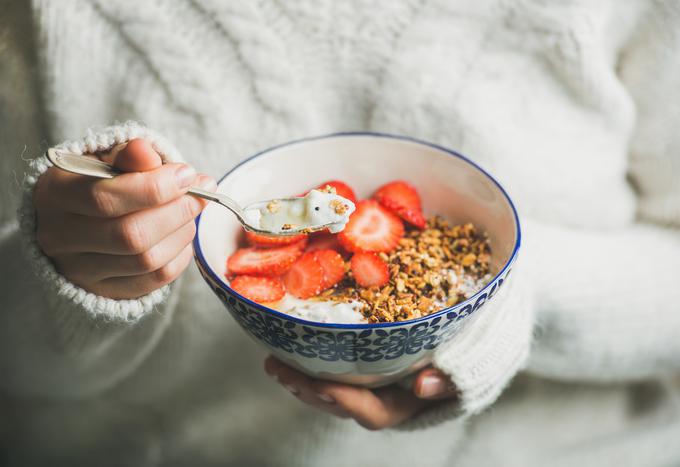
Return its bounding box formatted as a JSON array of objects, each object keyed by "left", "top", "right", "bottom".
[{"left": 193, "top": 133, "right": 520, "bottom": 388}]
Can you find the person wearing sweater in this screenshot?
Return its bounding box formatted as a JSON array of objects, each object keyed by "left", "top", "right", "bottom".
[{"left": 1, "top": 0, "right": 679, "bottom": 466}]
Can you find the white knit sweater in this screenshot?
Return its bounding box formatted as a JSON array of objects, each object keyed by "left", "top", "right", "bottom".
[{"left": 1, "top": 1, "right": 680, "bottom": 466}]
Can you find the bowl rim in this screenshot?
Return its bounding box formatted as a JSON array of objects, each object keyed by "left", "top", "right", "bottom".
[{"left": 193, "top": 131, "right": 521, "bottom": 329}]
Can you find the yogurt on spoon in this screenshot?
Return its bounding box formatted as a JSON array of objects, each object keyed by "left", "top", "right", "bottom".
[{"left": 243, "top": 187, "right": 356, "bottom": 234}]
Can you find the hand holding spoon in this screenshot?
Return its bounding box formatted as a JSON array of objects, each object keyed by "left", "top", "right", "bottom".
[{"left": 46, "top": 148, "right": 355, "bottom": 236}]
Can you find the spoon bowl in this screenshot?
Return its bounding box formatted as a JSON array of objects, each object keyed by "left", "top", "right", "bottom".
[{"left": 241, "top": 196, "right": 350, "bottom": 236}]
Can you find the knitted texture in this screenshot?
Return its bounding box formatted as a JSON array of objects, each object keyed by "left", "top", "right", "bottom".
[
  {"left": 523, "top": 219, "right": 680, "bottom": 381},
  {"left": 17, "top": 122, "right": 183, "bottom": 322}
]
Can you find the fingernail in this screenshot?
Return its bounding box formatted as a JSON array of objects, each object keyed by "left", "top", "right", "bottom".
[
  {"left": 316, "top": 393, "right": 335, "bottom": 404},
  {"left": 418, "top": 375, "right": 448, "bottom": 398},
  {"left": 197, "top": 175, "right": 217, "bottom": 192},
  {"left": 175, "top": 165, "right": 197, "bottom": 189},
  {"left": 267, "top": 372, "right": 279, "bottom": 382},
  {"left": 282, "top": 384, "right": 299, "bottom": 395}
]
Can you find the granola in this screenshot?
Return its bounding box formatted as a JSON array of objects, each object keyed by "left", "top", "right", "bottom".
[
  {"left": 319, "top": 185, "right": 337, "bottom": 195},
  {"left": 315, "top": 216, "right": 491, "bottom": 323},
  {"left": 330, "top": 198, "right": 350, "bottom": 215},
  {"left": 266, "top": 200, "right": 280, "bottom": 213}
]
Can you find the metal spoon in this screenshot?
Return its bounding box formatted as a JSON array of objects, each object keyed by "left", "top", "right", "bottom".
[{"left": 46, "top": 148, "right": 335, "bottom": 236}]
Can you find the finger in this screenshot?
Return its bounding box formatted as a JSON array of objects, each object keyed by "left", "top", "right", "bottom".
[
  {"left": 412, "top": 367, "right": 459, "bottom": 400},
  {"left": 40, "top": 162, "right": 199, "bottom": 217},
  {"left": 38, "top": 188, "right": 206, "bottom": 256},
  {"left": 108, "top": 139, "right": 162, "bottom": 172},
  {"left": 52, "top": 221, "right": 196, "bottom": 282},
  {"left": 264, "top": 357, "right": 351, "bottom": 418},
  {"left": 38, "top": 139, "right": 177, "bottom": 216},
  {"left": 315, "top": 381, "right": 427, "bottom": 430},
  {"left": 264, "top": 357, "right": 425, "bottom": 428},
  {"left": 192, "top": 174, "right": 218, "bottom": 207},
  {"left": 88, "top": 243, "right": 194, "bottom": 299},
  {"left": 97, "top": 142, "right": 127, "bottom": 165}
]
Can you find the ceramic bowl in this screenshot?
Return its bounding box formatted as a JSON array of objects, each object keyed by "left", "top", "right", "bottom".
[{"left": 193, "top": 133, "right": 520, "bottom": 388}]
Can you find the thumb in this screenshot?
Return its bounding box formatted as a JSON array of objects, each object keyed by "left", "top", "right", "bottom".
[
  {"left": 106, "top": 138, "right": 163, "bottom": 172},
  {"left": 413, "top": 367, "right": 458, "bottom": 400}
]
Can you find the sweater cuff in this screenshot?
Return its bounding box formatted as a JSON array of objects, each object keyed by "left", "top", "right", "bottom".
[
  {"left": 396, "top": 268, "right": 535, "bottom": 430},
  {"left": 17, "top": 121, "right": 184, "bottom": 322}
]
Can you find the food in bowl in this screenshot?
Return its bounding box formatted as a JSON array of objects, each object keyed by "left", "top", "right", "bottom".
[
  {"left": 225, "top": 179, "right": 492, "bottom": 325},
  {"left": 242, "top": 185, "right": 356, "bottom": 234},
  {"left": 193, "top": 133, "right": 520, "bottom": 387}
]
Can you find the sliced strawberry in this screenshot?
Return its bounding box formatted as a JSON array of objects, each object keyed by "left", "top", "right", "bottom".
[
  {"left": 338, "top": 200, "right": 404, "bottom": 253},
  {"left": 245, "top": 230, "right": 308, "bottom": 248},
  {"left": 313, "top": 249, "right": 346, "bottom": 289},
  {"left": 374, "top": 180, "right": 426, "bottom": 229},
  {"left": 350, "top": 252, "right": 389, "bottom": 288},
  {"left": 282, "top": 252, "right": 325, "bottom": 298},
  {"left": 396, "top": 208, "right": 427, "bottom": 230},
  {"left": 230, "top": 275, "right": 285, "bottom": 304},
  {"left": 227, "top": 243, "right": 303, "bottom": 276},
  {"left": 306, "top": 230, "right": 342, "bottom": 250},
  {"left": 316, "top": 180, "right": 357, "bottom": 203}
]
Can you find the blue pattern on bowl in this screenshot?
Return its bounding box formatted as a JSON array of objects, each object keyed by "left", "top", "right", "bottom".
[{"left": 195, "top": 252, "right": 514, "bottom": 385}]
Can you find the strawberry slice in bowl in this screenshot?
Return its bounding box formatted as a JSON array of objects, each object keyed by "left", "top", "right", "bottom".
[
  {"left": 305, "top": 230, "right": 349, "bottom": 257},
  {"left": 281, "top": 249, "right": 346, "bottom": 301},
  {"left": 374, "top": 180, "right": 427, "bottom": 229},
  {"left": 338, "top": 200, "right": 404, "bottom": 253},
  {"left": 245, "top": 230, "right": 307, "bottom": 248},
  {"left": 313, "top": 249, "right": 346, "bottom": 289},
  {"left": 230, "top": 275, "right": 285, "bottom": 304},
  {"left": 227, "top": 241, "right": 305, "bottom": 277},
  {"left": 282, "top": 252, "right": 326, "bottom": 299},
  {"left": 350, "top": 251, "right": 389, "bottom": 288}
]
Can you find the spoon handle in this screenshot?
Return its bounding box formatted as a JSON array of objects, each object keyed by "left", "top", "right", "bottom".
[
  {"left": 46, "top": 148, "right": 120, "bottom": 179},
  {"left": 45, "top": 148, "right": 245, "bottom": 219},
  {"left": 186, "top": 186, "right": 246, "bottom": 222}
]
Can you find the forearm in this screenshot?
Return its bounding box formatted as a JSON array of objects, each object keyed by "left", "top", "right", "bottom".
[{"left": 525, "top": 218, "right": 680, "bottom": 382}]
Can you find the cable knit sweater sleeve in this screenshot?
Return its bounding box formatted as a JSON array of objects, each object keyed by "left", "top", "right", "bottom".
[
  {"left": 403, "top": 4, "right": 680, "bottom": 428},
  {"left": 397, "top": 269, "right": 534, "bottom": 430},
  {"left": 524, "top": 221, "right": 680, "bottom": 381},
  {"left": 527, "top": 3, "right": 680, "bottom": 382},
  {"left": 0, "top": 122, "right": 182, "bottom": 399}
]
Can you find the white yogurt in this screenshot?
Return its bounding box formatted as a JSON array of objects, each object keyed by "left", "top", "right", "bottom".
[
  {"left": 243, "top": 189, "right": 356, "bottom": 234},
  {"left": 273, "top": 295, "right": 366, "bottom": 324}
]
